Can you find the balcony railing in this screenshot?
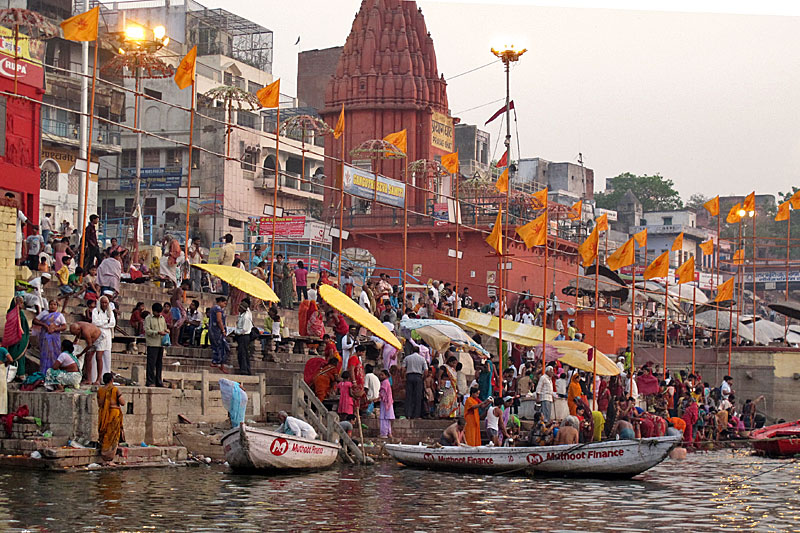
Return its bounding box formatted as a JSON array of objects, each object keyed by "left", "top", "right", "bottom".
[
  {"left": 41, "top": 117, "right": 122, "bottom": 146},
  {"left": 255, "top": 170, "right": 324, "bottom": 196}
]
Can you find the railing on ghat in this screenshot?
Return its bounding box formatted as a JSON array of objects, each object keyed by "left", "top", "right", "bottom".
[{"left": 291, "top": 374, "right": 371, "bottom": 465}]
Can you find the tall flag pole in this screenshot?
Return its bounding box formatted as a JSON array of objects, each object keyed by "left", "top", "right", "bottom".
[
  {"left": 333, "top": 104, "right": 345, "bottom": 283},
  {"left": 643, "top": 251, "right": 669, "bottom": 378},
  {"left": 61, "top": 7, "right": 100, "bottom": 269},
  {"left": 442, "top": 152, "right": 460, "bottom": 313},
  {"left": 675, "top": 257, "right": 695, "bottom": 371},
  {"left": 578, "top": 224, "right": 599, "bottom": 405},
  {"left": 257, "top": 79, "right": 281, "bottom": 284},
  {"left": 726, "top": 202, "right": 743, "bottom": 343},
  {"left": 518, "top": 190, "right": 548, "bottom": 375},
  {"left": 568, "top": 200, "right": 583, "bottom": 312},
  {"left": 607, "top": 237, "right": 635, "bottom": 390},
  {"left": 743, "top": 192, "right": 757, "bottom": 344},
  {"left": 776, "top": 199, "right": 792, "bottom": 341},
  {"left": 174, "top": 46, "right": 198, "bottom": 267},
  {"left": 383, "top": 129, "right": 408, "bottom": 292},
  {"left": 713, "top": 277, "right": 735, "bottom": 374},
  {"left": 486, "top": 208, "right": 504, "bottom": 393},
  {"left": 704, "top": 195, "right": 721, "bottom": 344}
]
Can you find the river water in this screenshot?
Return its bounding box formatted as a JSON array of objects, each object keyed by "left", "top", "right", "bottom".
[{"left": 0, "top": 449, "right": 797, "bottom": 532}]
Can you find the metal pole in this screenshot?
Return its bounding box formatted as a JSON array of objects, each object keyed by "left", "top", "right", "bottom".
[
  {"left": 591, "top": 245, "right": 599, "bottom": 409},
  {"left": 337, "top": 134, "right": 345, "bottom": 284},
  {"left": 454, "top": 162, "right": 460, "bottom": 317},
  {"left": 728, "top": 303, "right": 733, "bottom": 374},
  {"left": 502, "top": 59, "right": 511, "bottom": 314},
  {"left": 133, "top": 67, "right": 142, "bottom": 243},
  {"left": 77, "top": 2, "right": 89, "bottom": 235},
  {"left": 78, "top": 39, "right": 99, "bottom": 267},
  {"left": 715, "top": 214, "right": 720, "bottom": 344},
  {"left": 183, "top": 80, "right": 196, "bottom": 266},
  {"left": 269, "top": 107, "right": 280, "bottom": 285},
  {"left": 691, "top": 281, "right": 697, "bottom": 374},
  {"left": 629, "top": 266, "right": 636, "bottom": 393},
  {"left": 662, "top": 274, "right": 669, "bottom": 380},
  {"left": 736, "top": 221, "right": 742, "bottom": 343},
  {"left": 541, "top": 204, "right": 548, "bottom": 377},
  {"left": 752, "top": 213, "right": 757, "bottom": 343},
  {"left": 402, "top": 156, "right": 408, "bottom": 300},
  {"left": 786, "top": 213, "right": 791, "bottom": 342},
  {"left": 498, "top": 206, "right": 504, "bottom": 396}
]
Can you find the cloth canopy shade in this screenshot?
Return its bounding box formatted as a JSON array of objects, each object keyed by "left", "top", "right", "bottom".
[
  {"left": 768, "top": 301, "right": 800, "bottom": 321},
  {"left": 533, "top": 340, "right": 620, "bottom": 376},
  {"left": 319, "top": 285, "right": 402, "bottom": 350},
  {"left": 192, "top": 264, "right": 278, "bottom": 302},
  {"left": 399, "top": 318, "right": 489, "bottom": 356},
  {"left": 670, "top": 283, "right": 709, "bottom": 305},
  {"left": 695, "top": 311, "right": 782, "bottom": 345},
  {"left": 436, "top": 309, "right": 559, "bottom": 347}
]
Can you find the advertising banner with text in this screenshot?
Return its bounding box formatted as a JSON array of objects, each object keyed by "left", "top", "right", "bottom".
[{"left": 342, "top": 163, "right": 405, "bottom": 208}]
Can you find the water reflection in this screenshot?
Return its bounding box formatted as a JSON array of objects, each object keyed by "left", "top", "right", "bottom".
[{"left": 0, "top": 450, "right": 797, "bottom": 531}]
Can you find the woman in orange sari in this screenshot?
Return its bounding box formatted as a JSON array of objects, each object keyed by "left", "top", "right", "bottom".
[
  {"left": 464, "top": 386, "right": 491, "bottom": 446},
  {"left": 567, "top": 372, "right": 583, "bottom": 416},
  {"left": 312, "top": 357, "right": 340, "bottom": 401},
  {"left": 97, "top": 372, "right": 125, "bottom": 463}
]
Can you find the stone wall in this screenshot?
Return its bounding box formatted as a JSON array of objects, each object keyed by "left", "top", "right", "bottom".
[{"left": 0, "top": 201, "right": 17, "bottom": 332}]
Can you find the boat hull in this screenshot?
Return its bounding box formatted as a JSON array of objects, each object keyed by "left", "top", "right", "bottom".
[
  {"left": 222, "top": 424, "right": 340, "bottom": 473},
  {"left": 385, "top": 436, "right": 681, "bottom": 478},
  {"left": 751, "top": 419, "right": 800, "bottom": 457}
]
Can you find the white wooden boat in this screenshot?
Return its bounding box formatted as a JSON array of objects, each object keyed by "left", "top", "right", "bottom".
[
  {"left": 222, "top": 423, "right": 340, "bottom": 473},
  {"left": 385, "top": 436, "right": 681, "bottom": 478}
]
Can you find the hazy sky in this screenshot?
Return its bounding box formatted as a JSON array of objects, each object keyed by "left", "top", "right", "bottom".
[{"left": 219, "top": 0, "right": 800, "bottom": 200}]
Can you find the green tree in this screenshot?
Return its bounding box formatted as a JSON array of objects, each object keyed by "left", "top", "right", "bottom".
[
  {"left": 685, "top": 193, "right": 709, "bottom": 211},
  {"left": 595, "top": 172, "right": 683, "bottom": 212}
]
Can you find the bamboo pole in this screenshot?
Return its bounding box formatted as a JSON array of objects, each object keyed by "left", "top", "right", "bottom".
[
  {"left": 691, "top": 280, "right": 697, "bottom": 374},
  {"left": 591, "top": 242, "right": 599, "bottom": 410},
  {"left": 183, "top": 80, "right": 196, "bottom": 269},
  {"left": 78, "top": 40, "right": 99, "bottom": 268},
  {"left": 541, "top": 203, "right": 548, "bottom": 377},
  {"left": 785, "top": 212, "right": 791, "bottom": 342},
  {"left": 337, "top": 133, "right": 345, "bottom": 283},
  {"left": 269, "top": 107, "right": 280, "bottom": 286},
  {"left": 454, "top": 163, "right": 460, "bottom": 316},
  {"left": 752, "top": 213, "right": 757, "bottom": 344},
  {"left": 402, "top": 155, "right": 408, "bottom": 299},
  {"left": 662, "top": 273, "right": 670, "bottom": 380}
]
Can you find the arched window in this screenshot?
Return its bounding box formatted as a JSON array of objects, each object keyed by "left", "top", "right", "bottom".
[
  {"left": 40, "top": 160, "right": 59, "bottom": 191},
  {"left": 263, "top": 155, "right": 276, "bottom": 171}
]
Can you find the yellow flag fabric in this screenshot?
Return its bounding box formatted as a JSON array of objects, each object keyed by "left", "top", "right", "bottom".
[
  {"left": 726, "top": 202, "right": 742, "bottom": 224},
  {"left": 790, "top": 190, "right": 800, "bottom": 210},
  {"left": 699, "top": 239, "right": 714, "bottom": 255},
  {"left": 486, "top": 209, "right": 503, "bottom": 254},
  {"left": 568, "top": 200, "right": 582, "bottom": 221},
  {"left": 675, "top": 256, "right": 694, "bottom": 284},
  {"left": 742, "top": 191, "right": 755, "bottom": 213},
  {"left": 578, "top": 227, "right": 599, "bottom": 267},
  {"left": 60, "top": 6, "right": 99, "bottom": 41},
  {"left": 517, "top": 212, "right": 547, "bottom": 248},
  {"left": 333, "top": 104, "right": 344, "bottom": 139},
  {"left": 383, "top": 129, "right": 407, "bottom": 154},
  {"left": 776, "top": 200, "right": 790, "bottom": 222},
  {"left": 670, "top": 232, "right": 683, "bottom": 251},
  {"left": 257, "top": 79, "right": 281, "bottom": 108},
  {"left": 633, "top": 228, "right": 647, "bottom": 248},
  {"left": 643, "top": 251, "right": 670, "bottom": 280},
  {"left": 704, "top": 195, "right": 720, "bottom": 217},
  {"left": 714, "top": 277, "right": 735, "bottom": 303},
  {"left": 732, "top": 249, "right": 744, "bottom": 265},
  {"left": 495, "top": 168, "right": 509, "bottom": 193},
  {"left": 596, "top": 213, "right": 609, "bottom": 232},
  {"left": 441, "top": 152, "right": 459, "bottom": 174},
  {"left": 531, "top": 188, "right": 548, "bottom": 209},
  {"left": 174, "top": 46, "right": 197, "bottom": 90},
  {"left": 607, "top": 237, "right": 635, "bottom": 271}
]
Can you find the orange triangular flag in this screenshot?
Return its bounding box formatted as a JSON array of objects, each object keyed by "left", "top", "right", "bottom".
[
  {"left": 643, "top": 251, "right": 670, "bottom": 280},
  {"left": 60, "top": 6, "right": 99, "bottom": 41},
  {"left": 486, "top": 208, "right": 503, "bottom": 254},
  {"left": 257, "top": 79, "right": 281, "bottom": 108},
  {"left": 333, "top": 104, "right": 344, "bottom": 139},
  {"left": 704, "top": 195, "right": 720, "bottom": 217},
  {"left": 567, "top": 200, "right": 582, "bottom": 221},
  {"left": 633, "top": 228, "right": 647, "bottom": 248},
  {"left": 383, "top": 129, "right": 407, "bottom": 154},
  {"left": 732, "top": 249, "right": 744, "bottom": 265},
  {"left": 495, "top": 168, "right": 509, "bottom": 193},
  {"left": 742, "top": 191, "right": 755, "bottom": 213},
  {"left": 578, "top": 227, "right": 599, "bottom": 267},
  {"left": 776, "top": 200, "right": 790, "bottom": 222},
  {"left": 675, "top": 256, "right": 694, "bottom": 285},
  {"left": 726, "top": 202, "right": 742, "bottom": 224},
  {"left": 174, "top": 46, "right": 197, "bottom": 90},
  {"left": 714, "top": 277, "right": 734, "bottom": 302},
  {"left": 517, "top": 212, "right": 547, "bottom": 248},
  {"left": 671, "top": 232, "right": 684, "bottom": 251},
  {"left": 699, "top": 239, "right": 714, "bottom": 255},
  {"left": 790, "top": 190, "right": 800, "bottom": 210},
  {"left": 607, "top": 237, "right": 635, "bottom": 271},
  {"left": 441, "top": 152, "right": 459, "bottom": 174},
  {"left": 595, "top": 213, "right": 609, "bottom": 232},
  {"left": 531, "top": 188, "right": 548, "bottom": 209}
]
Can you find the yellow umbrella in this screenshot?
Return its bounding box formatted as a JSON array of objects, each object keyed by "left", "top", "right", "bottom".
[
  {"left": 318, "top": 285, "right": 402, "bottom": 350},
  {"left": 192, "top": 264, "right": 279, "bottom": 302},
  {"left": 536, "top": 340, "right": 620, "bottom": 376},
  {"left": 435, "top": 309, "right": 559, "bottom": 346}
]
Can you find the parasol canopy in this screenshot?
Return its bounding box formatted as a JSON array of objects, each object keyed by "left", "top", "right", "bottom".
[
  {"left": 399, "top": 318, "right": 488, "bottom": 356},
  {"left": 768, "top": 301, "right": 800, "bottom": 321},
  {"left": 670, "top": 283, "right": 709, "bottom": 305},
  {"left": 436, "top": 309, "right": 559, "bottom": 347},
  {"left": 533, "top": 340, "right": 620, "bottom": 376},
  {"left": 695, "top": 311, "right": 781, "bottom": 345},
  {"left": 319, "top": 285, "right": 401, "bottom": 350},
  {"left": 192, "top": 264, "right": 278, "bottom": 302}
]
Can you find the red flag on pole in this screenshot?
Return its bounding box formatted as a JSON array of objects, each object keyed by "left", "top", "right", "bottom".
[
  {"left": 485, "top": 100, "right": 515, "bottom": 125},
  {"left": 496, "top": 150, "right": 508, "bottom": 168}
]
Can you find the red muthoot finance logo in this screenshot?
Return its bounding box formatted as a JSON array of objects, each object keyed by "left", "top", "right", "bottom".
[
  {"left": 526, "top": 453, "right": 544, "bottom": 465},
  {"left": 270, "top": 438, "right": 289, "bottom": 456}
]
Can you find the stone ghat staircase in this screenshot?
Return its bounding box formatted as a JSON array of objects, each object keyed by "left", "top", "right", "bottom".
[{"left": 38, "top": 281, "right": 309, "bottom": 419}]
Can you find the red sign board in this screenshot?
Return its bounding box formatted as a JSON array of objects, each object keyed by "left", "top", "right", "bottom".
[
  {"left": 249, "top": 215, "right": 305, "bottom": 237},
  {"left": 0, "top": 56, "right": 43, "bottom": 88}
]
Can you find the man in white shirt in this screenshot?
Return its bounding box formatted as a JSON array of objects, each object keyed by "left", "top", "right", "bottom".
[
  {"left": 358, "top": 286, "right": 371, "bottom": 313},
  {"left": 6, "top": 192, "right": 28, "bottom": 264},
  {"left": 402, "top": 349, "right": 429, "bottom": 419},
  {"left": 307, "top": 283, "right": 318, "bottom": 303},
  {"left": 277, "top": 411, "right": 317, "bottom": 440},
  {"left": 430, "top": 281, "right": 440, "bottom": 305},
  {"left": 40, "top": 213, "right": 52, "bottom": 245},
  {"left": 521, "top": 307, "right": 534, "bottom": 325},
  {"left": 234, "top": 300, "right": 254, "bottom": 375},
  {"left": 720, "top": 376, "right": 734, "bottom": 400},
  {"left": 555, "top": 315, "right": 564, "bottom": 334},
  {"left": 364, "top": 364, "right": 381, "bottom": 415},
  {"left": 536, "top": 366, "right": 555, "bottom": 421}
]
